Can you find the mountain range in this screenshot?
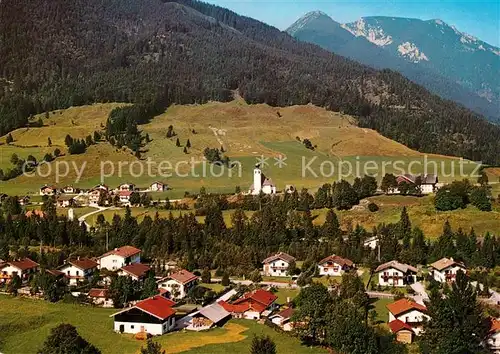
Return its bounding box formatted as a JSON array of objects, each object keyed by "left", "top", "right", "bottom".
[
  {"left": 287, "top": 11, "right": 500, "bottom": 122},
  {"left": 0, "top": 0, "right": 499, "bottom": 164}
]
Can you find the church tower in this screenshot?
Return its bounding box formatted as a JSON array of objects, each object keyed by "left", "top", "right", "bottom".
[{"left": 253, "top": 166, "right": 262, "bottom": 195}]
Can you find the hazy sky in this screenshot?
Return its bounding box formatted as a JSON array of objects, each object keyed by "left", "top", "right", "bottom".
[{"left": 205, "top": 0, "right": 500, "bottom": 47}]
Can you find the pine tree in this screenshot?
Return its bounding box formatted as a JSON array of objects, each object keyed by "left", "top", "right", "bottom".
[
  {"left": 47, "top": 137, "right": 52, "bottom": 147},
  {"left": 183, "top": 146, "right": 188, "bottom": 154},
  {"left": 250, "top": 335, "right": 276, "bottom": 354},
  {"left": 175, "top": 138, "right": 180, "bottom": 147},
  {"left": 140, "top": 339, "right": 165, "bottom": 354},
  {"left": 186, "top": 139, "right": 191, "bottom": 148},
  {"left": 321, "top": 209, "right": 341, "bottom": 241}
]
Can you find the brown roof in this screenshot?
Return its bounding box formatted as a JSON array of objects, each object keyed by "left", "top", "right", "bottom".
[
  {"left": 119, "top": 191, "right": 132, "bottom": 197},
  {"left": 67, "top": 258, "right": 98, "bottom": 270},
  {"left": 120, "top": 263, "right": 150, "bottom": 278},
  {"left": 217, "top": 300, "right": 250, "bottom": 313},
  {"left": 387, "top": 298, "right": 427, "bottom": 317},
  {"left": 318, "top": 255, "right": 354, "bottom": 267},
  {"left": 88, "top": 288, "right": 109, "bottom": 298},
  {"left": 262, "top": 252, "right": 295, "bottom": 264},
  {"left": 429, "top": 258, "right": 465, "bottom": 271},
  {"left": 233, "top": 289, "right": 278, "bottom": 308},
  {"left": 46, "top": 269, "right": 65, "bottom": 277},
  {"left": 276, "top": 307, "right": 294, "bottom": 320},
  {"left": 375, "top": 260, "right": 417, "bottom": 274},
  {"left": 100, "top": 246, "right": 141, "bottom": 259},
  {"left": 388, "top": 319, "right": 415, "bottom": 334},
  {"left": 168, "top": 269, "right": 198, "bottom": 284},
  {"left": 4, "top": 258, "right": 39, "bottom": 271}
]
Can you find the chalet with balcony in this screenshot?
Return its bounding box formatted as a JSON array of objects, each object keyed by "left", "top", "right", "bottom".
[
  {"left": 0, "top": 258, "right": 39, "bottom": 283},
  {"left": 428, "top": 257, "right": 466, "bottom": 283},
  {"left": 157, "top": 269, "right": 198, "bottom": 300},
  {"left": 39, "top": 185, "right": 56, "bottom": 196},
  {"left": 98, "top": 246, "right": 141, "bottom": 271},
  {"left": 262, "top": 252, "right": 295, "bottom": 277},
  {"left": 59, "top": 257, "right": 98, "bottom": 286},
  {"left": 375, "top": 260, "right": 417, "bottom": 287},
  {"left": 149, "top": 181, "right": 167, "bottom": 192},
  {"left": 118, "top": 263, "right": 151, "bottom": 282},
  {"left": 317, "top": 255, "right": 355, "bottom": 276}
]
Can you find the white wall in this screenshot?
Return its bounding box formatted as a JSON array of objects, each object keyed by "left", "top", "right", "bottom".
[
  {"left": 396, "top": 310, "right": 429, "bottom": 335},
  {"left": 60, "top": 264, "right": 93, "bottom": 286},
  {"left": 114, "top": 317, "right": 175, "bottom": 335},
  {"left": 244, "top": 311, "right": 261, "bottom": 320},
  {"left": 263, "top": 259, "right": 290, "bottom": 277},
  {"left": 432, "top": 266, "right": 465, "bottom": 283},
  {"left": 318, "top": 262, "right": 345, "bottom": 276},
  {"left": 99, "top": 253, "right": 140, "bottom": 271},
  {"left": 377, "top": 268, "right": 415, "bottom": 287},
  {"left": 158, "top": 279, "right": 188, "bottom": 299}
]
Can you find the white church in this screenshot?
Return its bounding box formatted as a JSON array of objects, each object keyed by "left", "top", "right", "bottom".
[{"left": 248, "top": 166, "right": 277, "bottom": 195}]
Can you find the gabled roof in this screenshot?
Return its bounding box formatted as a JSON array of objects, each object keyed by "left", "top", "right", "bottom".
[
  {"left": 111, "top": 295, "right": 176, "bottom": 320},
  {"left": 46, "top": 269, "right": 65, "bottom": 277},
  {"left": 429, "top": 258, "right": 465, "bottom": 271},
  {"left": 275, "top": 307, "right": 294, "bottom": 320},
  {"left": 118, "top": 191, "right": 132, "bottom": 197},
  {"left": 167, "top": 269, "right": 198, "bottom": 284},
  {"left": 387, "top": 298, "right": 427, "bottom": 317},
  {"left": 2, "top": 258, "right": 39, "bottom": 271},
  {"left": 262, "top": 252, "right": 295, "bottom": 264},
  {"left": 318, "top": 255, "right": 354, "bottom": 267},
  {"left": 198, "top": 303, "right": 230, "bottom": 323},
  {"left": 40, "top": 185, "right": 56, "bottom": 190},
  {"left": 100, "top": 246, "right": 141, "bottom": 259},
  {"left": 375, "top": 260, "right": 417, "bottom": 274},
  {"left": 233, "top": 289, "right": 277, "bottom": 308},
  {"left": 397, "top": 174, "right": 437, "bottom": 185},
  {"left": 120, "top": 263, "right": 150, "bottom": 278},
  {"left": 388, "top": 319, "right": 415, "bottom": 334},
  {"left": 65, "top": 258, "right": 98, "bottom": 270},
  {"left": 217, "top": 300, "right": 250, "bottom": 313},
  {"left": 88, "top": 288, "right": 109, "bottom": 298}
]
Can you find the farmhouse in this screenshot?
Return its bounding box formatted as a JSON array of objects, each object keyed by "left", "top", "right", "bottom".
[
  {"left": 428, "top": 257, "right": 466, "bottom": 283},
  {"left": 487, "top": 318, "right": 500, "bottom": 353},
  {"left": 229, "top": 288, "right": 278, "bottom": 320},
  {"left": 118, "top": 191, "right": 132, "bottom": 205},
  {"left": 118, "top": 183, "right": 135, "bottom": 192},
  {"left": 98, "top": 246, "right": 141, "bottom": 271},
  {"left": 317, "top": 255, "right": 355, "bottom": 276},
  {"left": 150, "top": 181, "right": 167, "bottom": 192},
  {"left": 157, "top": 269, "right": 198, "bottom": 300},
  {"left": 375, "top": 260, "right": 417, "bottom": 287},
  {"left": 217, "top": 301, "right": 249, "bottom": 319},
  {"left": 59, "top": 258, "right": 98, "bottom": 286},
  {"left": 56, "top": 195, "right": 75, "bottom": 208},
  {"left": 62, "top": 185, "right": 76, "bottom": 194},
  {"left": 88, "top": 288, "right": 113, "bottom": 307},
  {"left": 269, "top": 307, "right": 295, "bottom": 331},
  {"left": 118, "top": 263, "right": 151, "bottom": 281},
  {"left": 0, "top": 258, "right": 39, "bottom": 283},
  {"left": 187, "top": 303, "right": 231, "bottom": 331},
  {"left": 111, "top": 295, "right": 176, "bottom": 335},
  {"left": 39, "top": 185, "right": 56, "bottom": 196},
  {"left": 395, "top": 174, "right": 438, "bottom": 194},
  {"left": 249, "top": 166, "right": 276, "bottom": 195},
  {"left": 387, "top": 298, "right": 429, "bottom": 335},
  {"left": 88, "top": 188, "right": 105, "bottom": 205},
  {"left": 262, "top": 252, "right": 295, "bottom": 277}
]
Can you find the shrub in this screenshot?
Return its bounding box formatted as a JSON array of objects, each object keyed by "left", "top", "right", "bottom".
[{"left": 368, "top": 202, "right": 379, "bottom": 212}]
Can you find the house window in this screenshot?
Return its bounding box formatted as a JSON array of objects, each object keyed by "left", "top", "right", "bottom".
[
  {"left": 112, "top": 259, "right": 117, "bottom": 263},
  {"left": 282, "top": 262, "right": 285, "bottom": 266},
  {"left": 67, "top": 271, "right": 70, "bottom": 275},
  {"left": 324, "top": 268, "right": 328, "bottom": 272},
  {"left": 131, "top": 325, "right": 134, "bottom": 329},
  {"left": 76, "top": 271, "right": 80, "bottom": 276},
  {"left": 405, "top": 316, "right": 409, "bottom": 323}
]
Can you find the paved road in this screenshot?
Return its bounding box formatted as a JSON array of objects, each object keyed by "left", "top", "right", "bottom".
[
  {"left": 77, "top": 206, "right": 110, "bottom": 228},
  {"left": 212, "top": 278, "right": 298, "bottom": 289}
]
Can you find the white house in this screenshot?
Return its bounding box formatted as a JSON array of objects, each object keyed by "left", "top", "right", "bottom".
[
  {"left": 363, "top": 236, "right": 379, "bottom": 250},
  {"left": 56, "top": 195, "right": 75, "bottom": 208},
  {"left": 40, "top": 185, "right": 56, "bottom": 196},
  {"left": 98, "top": 246, "right": 141, "bottom": 271},
  {"left": 88, "top": 188, "right": 105, "bottom": 205},
  {"left": 387, "top": 298, "right": 430, "bottom": 335},
  {"left": 375, "top": 260, "right": 417, "bottom": 287},
  {"left": 317, "top": 255, "right": 355, "bottom": 276},
  {"left": 269, "top": 307, "right": 295, "bottom": 331},
  {"left": 111, "top": 295, "right": 176, "bottom": 335},
  {"left": 118, "top": 263, "right": 151, "bottom": 282},
  {"left": 428, "top": 258, "right": 466, "bottom": 283},
  {"left": 395, "top": 174, "right": 438, "bottom": 195},
  {"left": 157, "top": 269, "right": 198, "bottom": 299},
  {"left": 150, "top": 181, "right": 167, "bottom": 192},
  {"left": 262, "top": 252, "right": 295, "bottom": 277},
  {"left": 488, "top": 318, "right": 500, "bottom": 353},
  {"left": 249, "top": 166, "right": 276, "bottom": 195},
  {"left": 88, "top": 288, "right": 113, "bottom": 307},
  {"left": 118, "top": 183, "right": 135, "bottom": 192},
  {"left": 59, "top": 258, "right": 98, "bottom": 286},
  {"left": 119, "top": 191, "right": 132, "bottom": 206},
  {"left": 62, "top": 185, "right": 76, "bottom": 194},
  {"left": 0, "top": 258, "right": 39, "bottom": 283}
]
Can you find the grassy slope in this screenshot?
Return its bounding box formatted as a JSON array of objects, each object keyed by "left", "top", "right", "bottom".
[
  {"left": 0, "top": 296, "right": 325, "bottom": 354},
  {"left": 0, "top": 100, "right": 480, "bottom": 196}
]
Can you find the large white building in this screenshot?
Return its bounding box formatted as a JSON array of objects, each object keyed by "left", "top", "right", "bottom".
[
  {"left": 317, "top": 255, "right": 355, "bottom": 276},
  {"left": 249, "top": 166, "right": 276, "bottom": 195},
  {"left": 59, "top": 258, "right": 98, "bottom": 286},
  {"left": 111, "top": 295, "right": 176, "bottom": 335},
  {"left": 262, "top": 252, "right": 295, "bottom": 277},
  {"left": 375, "top": 260, "right": 417, "bottom": 287},
  {"left": 157, "top": 269, "right": 198, "bottom": 300},
  {"left": 428, "top": 258, "right": 466, "bottom": 283},
  {"left": 98, "top": 246, "right": 141, "bottom": 271},
  {"left": 0, "top": 258, "right": 39, "bottom": 283}
]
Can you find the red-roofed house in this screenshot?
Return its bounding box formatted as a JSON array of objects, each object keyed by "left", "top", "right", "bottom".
[
  {"left": 157, "top": 269, "right": 198, "bottom": 300},
  {"left": 487, "top": 318, "right": 500, "bottom": 353},
  {"left": 231, "top": 289, "right": 278, "bottom": 320},
  {"left": 388, "top": 319, "right": 416, "bottom": 344},
  {"left": 88, "top": 288, "right": 113, "bottom": 307},
  {"left": 387, "top": 298, "right": 429, "bottom": 335},
  {"left": 0, "top": 258, "right": 39, "bottom": 283},
  {"left": 217, "top": 300, "right": 250, "bottom": 319},
  {"left": 98, "top": 246, "right": 141, "bottom": 271},
  {"left": 269, "top": 307, "right": 295, "bottom": 331},
  {"left": 118, "top": 263, "right": 151, "bottom": 281},
  {"left": 111, "top": 295, "right": 176, "bottom": 335},
  {"left": 59, "top": 257, "right": 98, "bottom": 286},
  {"left": 118, "top": 191, "right": 132, "bottom": 205},
  {"left": 317, "top": 255, "right": 355, "bottom": 276}
]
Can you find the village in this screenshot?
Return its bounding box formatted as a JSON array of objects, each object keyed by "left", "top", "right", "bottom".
[{"left": 1, "top": 243, "right": 500, "bottom": 352}]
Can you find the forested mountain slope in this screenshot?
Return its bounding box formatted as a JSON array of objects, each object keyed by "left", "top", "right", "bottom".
[{"left": 0, "top": 0, "right": 499, "bottom": 164}]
